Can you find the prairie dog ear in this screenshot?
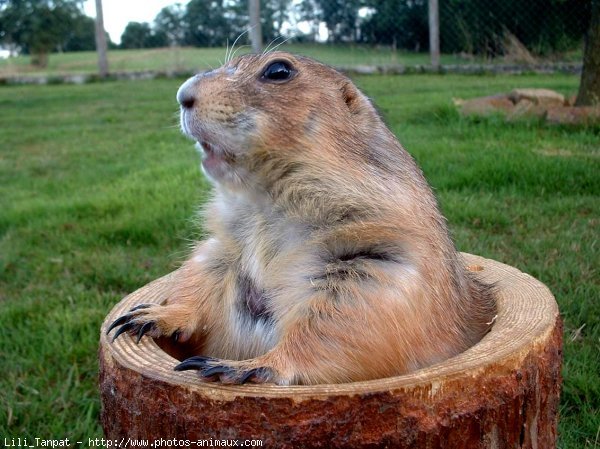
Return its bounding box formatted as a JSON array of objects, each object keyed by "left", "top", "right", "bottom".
[{"left": 340, "top": 81, "right": 362, "bottom": 114}]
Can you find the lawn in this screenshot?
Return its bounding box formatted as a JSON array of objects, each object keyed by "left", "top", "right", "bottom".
[
  {"left": 0, "top": 45, "right": 443, "bottom": 78},
  {"left": 0, "top": 72, "right": 598, "bottom": 447},
  {"left": 0, "top": 44, "right": 583, "bottom": 79}
]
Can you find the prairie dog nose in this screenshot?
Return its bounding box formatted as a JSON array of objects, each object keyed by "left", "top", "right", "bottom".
[{"left": 176, "top": 76, "right": 199, "bottom": 109}]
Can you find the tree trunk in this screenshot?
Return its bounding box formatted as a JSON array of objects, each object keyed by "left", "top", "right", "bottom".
[
  {"left": 428, "top": 0, "right": 440, "bottom": 69},
  {"left": 31, "top": 51, "right": 49, "bottom": 68},
  {"left": 94, "top": 0, "right": 109, "bottom": 78},
  {"left": 248, "top": 0, "right": 262, "bottom": 53},
  {"left": 99, "top": 254, "right": 562, "bottom": 448},
  {"left": 576, "top": 0, "right": 600, "bottom": 106}
]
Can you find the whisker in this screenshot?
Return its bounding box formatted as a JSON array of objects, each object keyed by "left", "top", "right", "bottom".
[
  {"left": 266, "top": 35, "right": 292, "bottom": 54},
  {"left": 228, "top": 27, "right": 252, "bottom": 62},
  {"left": 229, "top": 44, "right": 250, "bottom": 62},
  {"left": 263, "top": 35, "right": 283, "bottom": 55},
  {"left": 224, "top": 38, "right": 230, "bottom": 67},
  {"left": 165, "top": 121, "right": 182, "bottom": 130}
]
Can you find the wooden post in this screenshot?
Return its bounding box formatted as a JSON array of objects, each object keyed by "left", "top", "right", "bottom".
[
  {"left": 428, "top": 0, "right": 440, "bottom": 69},
  {"left": 576, "top": 0, "right": 600, "bottom": 105},
  {"left": 94, "top": 0, "right": 109, "bottom": 78},
  {"left": 99, "top": 254, "right": 562, "bottom": 448},
  {"left": 249, "top": 0, "right": 263, "bottom": 53}
]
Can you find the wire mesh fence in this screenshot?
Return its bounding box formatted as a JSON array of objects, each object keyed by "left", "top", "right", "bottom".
[
  {"left": 278, "top": 0, "right": 588, "bottom": 66},
  {"left": 154, "top": 0, "right": 589, "bottom": 70},
  {"left": 0, "top": 0, "right": 590, "bottom": 78},
  {"left": 437, "top": 0, "right": 588, "bottom": 63}
]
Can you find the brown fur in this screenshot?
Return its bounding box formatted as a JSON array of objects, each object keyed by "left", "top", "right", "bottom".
[{"left": 109, "top": 52, "right": 495, "bottom": 385}]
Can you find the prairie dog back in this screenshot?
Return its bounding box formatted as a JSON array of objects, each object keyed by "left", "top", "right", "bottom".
[{"left": 108, "top": 52, "right": 495, "bottom": 385}]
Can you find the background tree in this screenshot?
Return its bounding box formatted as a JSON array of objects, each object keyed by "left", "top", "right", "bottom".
[
  {"left": 439, "top": 0, "right": 589, "bottom": 57},
  {"left": 63, "top": 13, "right": 95, "bottom": 51},
  {"left": 94, "top": 0, "right": 108, "bottom": 78},
  {"left": 295, "top": 0, "right": 321, "bottom": 42},
  {"left": 0, "top": 0, "right": 26, "bottom": 55},
  {"left": 361, "top": 0, "right": 428, "bottom": 50},
  {"left": 120, "top": 21, "right": 167, "bottom": 49},
  {"left": 576, "top": 0, "right": 600, "bottom": 106},
  {"left": 235, "top": 0, "right": 293, "bottom": 49},
  {"left": 313, "top": 0, "right": 362, "bottom": 42},
  {"left": 185, "top": 0, "right": 244, "bottom": 47},
  {"left": 120, "top": 22, "right": 152, "bottom": 49},
  {"left": 154, "top": 3, "right": 186, "bottom": 47},
  {"left": 248, "top": 0, "right": 262, "bottom": 52},
  {"left": 0, "top": 0, "right": 83, "bottom": 67},
  {"left": 269, "top": 0, "right": 292, "bottom": 37}
]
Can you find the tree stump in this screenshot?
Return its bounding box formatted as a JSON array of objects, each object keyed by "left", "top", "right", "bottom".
[{"left": 99, "top": 254, "right": 562, "bottom": 448}]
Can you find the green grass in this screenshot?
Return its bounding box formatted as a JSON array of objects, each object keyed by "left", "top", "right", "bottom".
[
  {"left": 0, "top": 73, "right": 598, "bottom": 447},
  {"left": 1, "top": 43, "right": 577, "bottom": 78},
  {"left": 0, "top": 45, "right": 436, "bottom": 77}
]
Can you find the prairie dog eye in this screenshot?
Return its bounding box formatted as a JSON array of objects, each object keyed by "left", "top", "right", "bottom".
[{"left": 261, "top": 61, "right": 295, "bottom": 83}]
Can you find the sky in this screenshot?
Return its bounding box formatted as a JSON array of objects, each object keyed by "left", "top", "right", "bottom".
[{"left": 82, "top": 0, "right": 178, "bottom": 44}]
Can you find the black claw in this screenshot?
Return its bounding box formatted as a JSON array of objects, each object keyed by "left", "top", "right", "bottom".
[
  {"left": 172, "top": 356, "right": 272, "bottom": 384},
  {"left": 201, "top": 365, "right": 233, "bottom": 378},
  {"left": 172, "top": 330, "right": 180, "bottom": 343},
  {"left": 135, "top": 321, "right": 155, "bottom": 344},
  {"left": 106, "top": 313, "right": 134, "bottom": 335},
  {"left": 130, "top": 304, "right": 152, "bottom": 312},
  {"left": 225, "top": 367, "right": 273, "bottom": 384},
  {"left": 111, "top": 322, "right": 135, "bottom": 342},
  {"left": 238, "top": 368, "right": 265, "bottom": 384},
  {"left": 107, "top": 303, "right": 157, "bottom": 342},
  {"left": 173, "top": 356, "right": 216, "bottom": 372}
]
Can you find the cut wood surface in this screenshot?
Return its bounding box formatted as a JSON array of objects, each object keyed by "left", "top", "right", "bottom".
[{"left": 99, "top": 253, "right": 562, "bottom": 448}]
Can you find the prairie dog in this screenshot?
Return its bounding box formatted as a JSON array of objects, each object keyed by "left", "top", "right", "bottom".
[{"left": 108, "top": 52, "right": 495, "bottom": 385}]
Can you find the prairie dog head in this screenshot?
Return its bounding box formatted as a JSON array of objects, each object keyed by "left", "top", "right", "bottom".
[{"left": 177, "top": 52, "right": 385, "bottom": 193}]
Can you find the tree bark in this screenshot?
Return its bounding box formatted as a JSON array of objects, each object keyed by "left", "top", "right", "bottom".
[
  {"left": 94, "top": 0, "right": 109, "bottom": 78},
  {"left": 248, "top": 0, "right": 263, "bottom": 53},
  {"left": 31, "top": 52, "right": 49, "bottom": 68},
  {"left": 99, "top": 254, "right": 562, "bottom": 448},
  {"left": 576, "top": 0, "right": 600, "bottom": 106},
  {"left": 428, "top": 0, "right": 440, "bottom": 69}
]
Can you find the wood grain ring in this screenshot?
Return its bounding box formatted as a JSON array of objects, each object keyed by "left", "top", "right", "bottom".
[{"left": 99, "top": 253, "right": 562, "bottom": 448}]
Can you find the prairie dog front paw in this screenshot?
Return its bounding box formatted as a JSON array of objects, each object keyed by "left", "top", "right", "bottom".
[
  {"left": 174, "top": 356, "right": 278, "bottom": 385},
  {"left": 107, "top": 303, "right": 197, "bottom": 343}
]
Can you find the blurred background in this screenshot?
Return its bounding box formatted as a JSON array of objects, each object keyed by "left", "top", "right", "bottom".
[{"left": 0, "top": 0, "right": 590, "bottom": 77}]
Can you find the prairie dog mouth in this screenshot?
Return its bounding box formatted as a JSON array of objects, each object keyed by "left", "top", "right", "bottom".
[
  {"left": 198, "top": 140, "right": 215, "bottom": 156},
  {"left": 196, "top": 141, "right": 234, "bottom": 162},
  {"left": 195, "top": 140, "right": 237, "bottom": 183}
]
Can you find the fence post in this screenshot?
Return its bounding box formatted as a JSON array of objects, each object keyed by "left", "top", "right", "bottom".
[
  {"left": 94, "top": 0, "right": 109, "bottom": 78},
  {"left": 249, "top": 0, "right": 263, "bottom": 53},
  {"left": 428, "top": 0, "right": 440, "bottom": 69}
]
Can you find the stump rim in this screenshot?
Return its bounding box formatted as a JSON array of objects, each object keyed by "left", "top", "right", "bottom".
[{"left": 99, "top": 253, "right": 559, "bottom": 401}]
